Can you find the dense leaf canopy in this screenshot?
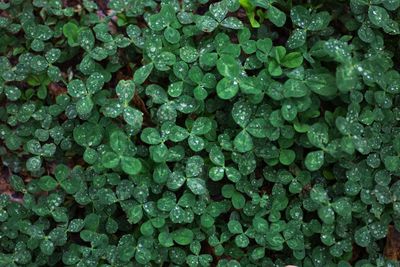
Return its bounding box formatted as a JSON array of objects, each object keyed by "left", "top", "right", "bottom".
[{"left": 1, "top": 0, "right": 400, "bottom": 266}]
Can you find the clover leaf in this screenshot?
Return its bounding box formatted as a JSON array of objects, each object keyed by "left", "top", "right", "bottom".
[
  {"left": 173, "top": 228, "right": 194, "bottom": 245},
  {"left": 208, "top": 145, "right": 242, "bottom": 182},
  {"left": 168, "top": 117, "right": 213, "bottom": 152},
  {"left": 102, "top": 79, "right": 143, "bottom": 128},
  {"left": 101, "top": 130, "right": 142, "bottom": 175},
  {"left": 196, "top": 1, "right": 243, "bottom": 32},
  {"left": 67, "top": 73, "right": 105, "bottom": 115},
  {"left": 3, "top": 1, "right": 400, "bottom": 266},
  {"left": 287, "top": 6, "right": 331, "bottom": 49}
]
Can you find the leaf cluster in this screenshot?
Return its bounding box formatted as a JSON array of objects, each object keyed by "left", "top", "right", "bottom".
[{"left": 1, "top": 0, "right": 400, "bottom": 266}]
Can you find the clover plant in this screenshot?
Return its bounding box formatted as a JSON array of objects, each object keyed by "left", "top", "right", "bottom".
[{"left": 1, "top": 0, "right": 400, "bottom": 266}]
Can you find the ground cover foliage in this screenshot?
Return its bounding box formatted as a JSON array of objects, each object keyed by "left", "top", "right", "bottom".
[{"left": 1, "top": 0, "right": 400, "bottom": 266}]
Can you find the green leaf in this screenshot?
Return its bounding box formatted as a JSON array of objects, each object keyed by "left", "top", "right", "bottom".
[
  {"left": 192, "top": 117, "right": 212, "bottom": 135},
  {"left": 251, "top": 247, "right": 265, "bottom": 260},
  {"left": 141, "top": 128, "right": 162, "bottom": 144},
  {"left": 169, "top": 126, "right": 189, "bottom": 142},
  {"left": 135, "top": 248, "right": 151, "bottom": 265},
  {"left": 199, "top": 53, "right": 219, "bottom": 68},
  {"left": 173, "top": 228, "right": 194, "bottom": 245},
  {"left": 221, "top": 17, "right": 244, "bottom": 29},
  {"left": 110, "top": 130, "right": 129, "bottom": 154},
  {"left": 226, "top": 167, "right": 241, "bottom": 183},
  {"left": 268, "top": 60, "right": 282, "bottom": 77},
  {"left": 256, "top": 38, "right": 273, "bottom": 54},
  {"left": 68, "top": 219, "right": 85, "bottom": 232},
  {"left": 283, "top": 79, "right": 308, "bottom": 98},
  {"left": 97, "top": 188, "right": 117, "bottom": 205},
  {"left": 63, "top": 22, "right": 79, "bottom": 46},
  {"left": 128, "top": 205, "right": 143, "bottom": 224},
  {"left": 40, "top": 239, "right": 55, "bottom": 255},
  {"left": 305, "top": 150, "right": 324, "bottom": 171},
  {"left": 384, "top": 156, "right": 400, "bottom": 172},
  {"left": 121, "top": 157, "right": 142, "bottom": 175},
  {"left": 287, "top": 29, "right": 307, "bottom": 49},
  {"left": 186, "top": 156, "right": 204, "bottom": 177},
  {"left": 235, "top": 233, "right": 250, "bottom": 247},
  {"left": 26, "top": 156, "right": 42, "bottom": 172},
  {"left": 4, "top": 86, "right": 21, "bottom": 101},
  {"left": 86, "top": 72, "right": 104, "bottom": 94},
  {"left": 79, "top": 55, "right": 95, "bottom": 74},
  {"left": 48, "top": 65, "right": 61, "bottom": 82},
  {"left": 147, "top": 14, "right": 165, "bottom": 31},
  {"left": 279, "top": 149, "right": 296, "bottom": 165},
  {"left": 167, "top": 172, "right": 186, "bottom": 190},
  {"left": 209, "top": 166, "right": 224, "bottom": 181},
  {"left": 267, "top": 6, "right": 286, "bottom": 27},
  {"left": 368, "top": 6, "right": 390, "bottom": 27},
  {"left": 307, "top": 123, "right": 329, "bottom": 148},
  {"left": 78, "top": 28, "right": 95, "bottom": 51},
  {"left": 187, "top": 178, "right": 207, "bottom": 195},
  {"left": 116, "top": 80, "right": 135, "bottom": 103},
  {"left": 247, "top": 118, "right": 268, "bottom": 138},
  {"left": 383, "top": 0, "right": 400, "bottom": 10},
  {"left": 281, "top": 52, "right": 303, "bottom": 68},
  {"left": 216, "top": 78, "right": 239, "bottom": 99},
  {"left": 323, "top": 39, "right": 351, "bottom": 64},
  {"left": 159, "top": 232, "right": 174, "bottom": 247},
  {"left": 290, "top": 6, "right": 310, "bottom": 28},
  {"left": 38, "top": 176, "right": 58, "bottom": 191},
  {"left": 196, "top": 15, "right": 219, "bottom": 32},
  {"left": 168, "top": 81, "right": 184, "bottom": 97},
  {"left": 228, "top": 220, "right": 243, "bottom": 234},
  {"left": 232, "top": 101, "right": 252, "bottom": 128},
  {"left": 210, "top": 1, "right": 228, "bottom": 22},
  {"left": 318, "top": 206, "right": 335, "bottom": 224},
  {"left": 217, "top": 55, "right": 240, "bottom": 78},
  {"left": 281, "top": 102, "right": 298, "bottom": 121},
  {"left": 150, "top": 143, "right": 169, "bottom": 162},
  {"left": 332, "top": 198, "right": 352, "bottom": 217},
  {"left": 10, "top": 175, "right": 25, "bottom": 192},
  {"left": 76, "top": 96, "right": 94, "bottom": 115},
  {"left": 180, "top": 46, "right": 199, "bottom": 63},
  {"left": 232, "top": 191, "right": 246, "bottom": 209},
  {"left": 309, "top": 11, "right": 331, "bottom": 31},
  {"left": 55, "top": 164, "right": 69, "bottom": 181},
  {"left": 226, "top": 0, "right": 241, "bottom": 11},
  {"left": 201, "top": 213, "right": 215, "bottom": 228},
  {"left": 123, "top": 107, "right": 143, "bottom": 127},
  {"left": 102, "top": 152, "right": 120, "bottom": 168},
  {"left": 306, "top": 74, "right": 337, "bottom": 96},
  {"left": 188, "top": 135, "right": 205, "bottom": 152},
  {"left": 67, "top": 80, "right": 86, "bottom": 98},
  {"left": 134, "top": 64, "right": 153, "bottom": 85},
  {"left": 234, "top": 130, "right": 253, "bottom": 153},
  {"left": 31, "top": 55, "right": 48, "bottom": 72},
  {"left": 164, "top": 27, "right": 181, "bottom": 44},
  {"left": 39, "top": 175, "right": 58, "bottom": 191},
  {"left": 210, "top": 145, "right": 225, "bottom": 166},
  {"left": 239, "top": 76, "right": 262, "bottom": 94},
  {"left": 354, "top": 226, "right": 371, "bottom": 247}
]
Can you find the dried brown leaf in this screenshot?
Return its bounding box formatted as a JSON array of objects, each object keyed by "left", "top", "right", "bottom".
[{"left": 384, "top": 225, "right": 400, "bottom": 261}]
